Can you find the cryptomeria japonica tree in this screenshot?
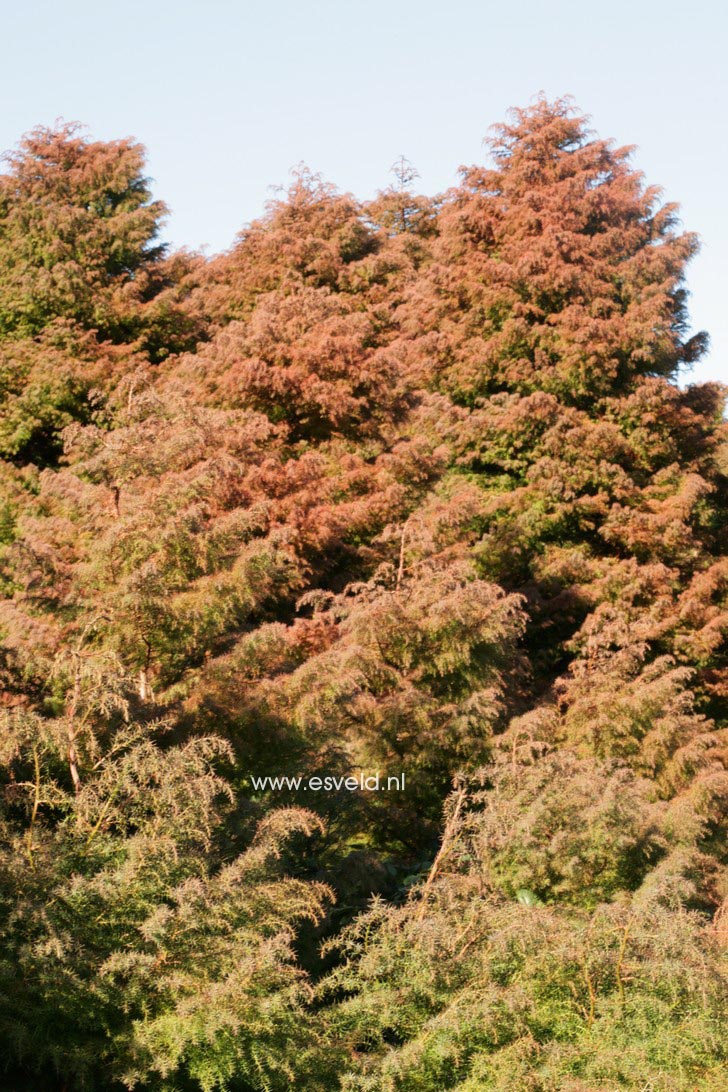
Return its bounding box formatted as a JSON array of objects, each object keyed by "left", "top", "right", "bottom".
[{"left": 0, "top": 99, "right": 725, "bottom": 1092}]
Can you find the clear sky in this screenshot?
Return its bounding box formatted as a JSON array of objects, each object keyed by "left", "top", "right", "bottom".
[{"left": 2, "top": 0, "right": 726, "bottom": 386}]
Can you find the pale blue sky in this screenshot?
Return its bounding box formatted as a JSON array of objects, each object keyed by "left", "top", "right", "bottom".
[{"left": 2, "top": 0, "right": 726, "bottom": 385}]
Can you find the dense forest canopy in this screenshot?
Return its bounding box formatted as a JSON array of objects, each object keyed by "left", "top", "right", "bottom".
[{"left": 0, "top": 97, "right": 726, "bottom": 1091}]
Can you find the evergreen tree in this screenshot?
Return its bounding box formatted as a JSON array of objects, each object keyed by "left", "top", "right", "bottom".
[
  {"left": 0, "top": 125, "right": 165, "bottom": 341},
  {"left": 0, "top": 99, "right": 725, "bottom": 1090}
]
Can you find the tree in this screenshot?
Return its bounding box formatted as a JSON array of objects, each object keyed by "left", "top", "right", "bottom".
[
  {"left": 321, "top": 762, "right": 727, "bottom": 1090},
  {"left": 412, "top": 96, "right": 706, "bottom": 405},
  {"left": 0, "top": 125, "right": 203, "bottom": 360},
  {"left": 0, "top": 98, "right": 726, "bottom": 1092},
  {"left": 0, "top": 692, "right": 334, "bottom": 1090}
]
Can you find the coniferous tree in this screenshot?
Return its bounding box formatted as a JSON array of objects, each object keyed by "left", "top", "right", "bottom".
[{"left": 0, "top": 99, "right": 725, "bottom": 1091}]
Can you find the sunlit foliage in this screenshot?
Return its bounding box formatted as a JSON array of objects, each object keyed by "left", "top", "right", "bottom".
[{"left": 0, "top": 97, "right": 725, "bottom": 1090}]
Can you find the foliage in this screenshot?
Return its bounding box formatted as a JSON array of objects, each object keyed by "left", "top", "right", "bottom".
[
  {"left": 0, "top": 688, "right": 332, "bottom": 1090},
  {"left": 0, "top": 97, "right": 726, "bottom": 1089}
]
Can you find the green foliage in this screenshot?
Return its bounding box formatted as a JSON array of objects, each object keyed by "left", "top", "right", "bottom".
[
  {"left": 452, "top": 753, "right": 667, "bottom": 907},
  {"left": 0, "top": 125, "right": 165, "bottom": 341},
  {"left": 0, "top": 697, "right": 332, "bottom": 1090},
  {"left": 321, "top": 785, "right": 727, "bottom": 1090},
  {"left": 323, "top": 891, "right": 727, "bottom": 1091}
]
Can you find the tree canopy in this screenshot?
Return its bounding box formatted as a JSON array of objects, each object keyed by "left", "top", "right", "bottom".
[{"left": 0, "top": 98, "right": 726, "bottom": 1091}]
